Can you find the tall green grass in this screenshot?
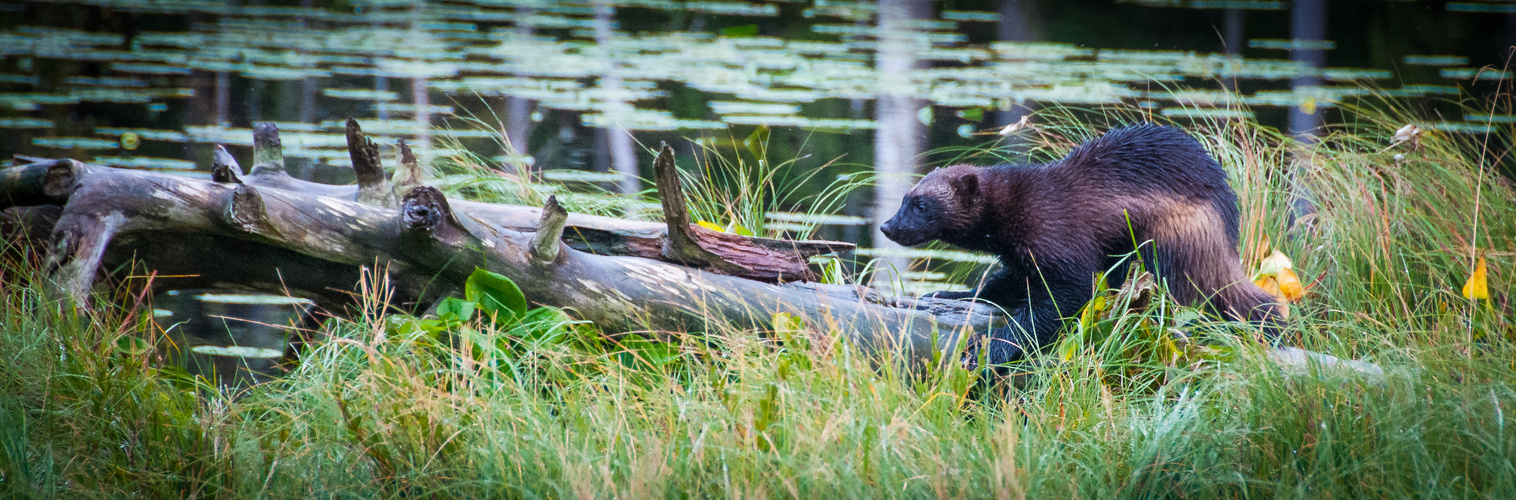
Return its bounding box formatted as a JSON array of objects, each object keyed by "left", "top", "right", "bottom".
[{"left": 1, "top": 94, "right": 1513, "bottom": 498}]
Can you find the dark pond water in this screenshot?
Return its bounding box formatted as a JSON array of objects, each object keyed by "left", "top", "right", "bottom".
[{"left": 154, "top": 290, "right": 313, "bottom": 388}]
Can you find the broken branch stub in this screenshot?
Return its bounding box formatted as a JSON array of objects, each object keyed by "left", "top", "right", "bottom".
[
  {"left": 653, "top": 142, "right": 755, "bottom": 276},
  {"left": 531, "top": 195, "right": 569, "bottom": 262},
  {"left": 346, "top": 118, "right": 396, "bottom": 208},
  {"left": 252, "top": 122, "right": 285, "bottom": 175},
  {"left": 391, "top": 138, "right": 424, "bottom": 197},
  {"left": 211, "top": 145, "right": 243, "bottom": 184}
]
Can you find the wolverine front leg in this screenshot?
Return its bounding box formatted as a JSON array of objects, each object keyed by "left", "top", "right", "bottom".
[
  {"left": 980, "top": 262, "right": 1098, "bottom": 365},
  {"left": 922, "top": 266, "right": 1030, "bottom": 307}
]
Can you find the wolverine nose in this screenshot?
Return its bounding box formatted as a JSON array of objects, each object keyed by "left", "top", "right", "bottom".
[{"left": 880, "top": 221, "right": 897, "bottom": 238}]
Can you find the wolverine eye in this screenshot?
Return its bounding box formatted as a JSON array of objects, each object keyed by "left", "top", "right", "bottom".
[{"left": 912, "top": 199, "right": 926, "bottom": 210}]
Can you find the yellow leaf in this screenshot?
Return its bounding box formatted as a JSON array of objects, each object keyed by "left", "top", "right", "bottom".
[
  {"left": 696, "top": 220, "right": 725, "bottom": 232},
  {"left": 1253, "top": 250, "right": 1295, "bottom": 281},
  {"left": 1299, "top": 97, "right": 1317, "bottom": 115},
  {"left": 1255, "top": 276, "right": 1284, "bottom": 302},
  {"left": 1277, "top": 267, "right": 1305, "bottom": 302},
  {"left": 1463, "top": 254, "right": 1489, "bottom": 300}
]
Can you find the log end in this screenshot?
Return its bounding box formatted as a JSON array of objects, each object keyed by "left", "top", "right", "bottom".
[
  {"left": 41, "top": 160, "right": 84, "bottom": 200},
  {"left": 401, "top": 186, "right": 453, "bottom": 232},
  {"left": 226, "top": 184, "right": 272, "bottom": 235}
]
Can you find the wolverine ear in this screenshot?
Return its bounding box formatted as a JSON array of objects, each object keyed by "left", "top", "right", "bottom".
[{"left": 949, "top": 171, "right": 978, "bottom": 199}]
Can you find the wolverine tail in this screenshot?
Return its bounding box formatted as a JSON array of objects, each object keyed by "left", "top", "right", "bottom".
[{"left": 1215, "top": 280, "right": 1285, "bottom": 334}]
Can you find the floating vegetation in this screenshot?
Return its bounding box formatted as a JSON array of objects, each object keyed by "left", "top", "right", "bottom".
[
  {"left": 1440, "top": 68, "right": 1515, "bottom": 80},
  {"left": 322, "top": 87, "right": 400, "bottom": 100},
  {"left": 939, "top": 10, "right": 999, "bottom": 22},
  {"left": 189, "top": 345, "right": 285, "bottom": 358},
  {"left": 0, "top": 0, "right": 1495, "bottom": 179},
  {"left": 1404, "top": 55, "right": 1470, "bottom": 66},
  {"left": 709, "top": 101, "right": 802, "bottom": 116},
  {"left": 194, "top": 293, "right": 314, "bottom": 305},
  {"left": 94, "top": 127, "right": 191, "bottom": 142},
  {"left": 1447, "top": 2, "right": 1516, "bottom": 12},
  {"left": 1160, "top": 107, "right": 1255, "bottom": 119},
  {"left": 1247, "top": 39, "right": 1337, "bottom": 51},
  {"left": 32, "top": 137, "right": 120, "bottom": 150},
  {"left": 0, "top": 117, "right": 52, "bottom": 128},
  {"left": 1468, "top": 114, "right": 1516, "bottom": 123},
  {"left": 1120, "top": 0, "right": 1284, "bottom": 8},
  {"left": 92, "top": 156, "right": 197, "bottom": 170},
  {"left": 540, "top": 170, "right": 630, "bottom": 183}
]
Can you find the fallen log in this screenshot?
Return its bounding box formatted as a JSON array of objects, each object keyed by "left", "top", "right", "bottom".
[{"left": 1, "top": 124, "right": 1002, "bottom": 363}]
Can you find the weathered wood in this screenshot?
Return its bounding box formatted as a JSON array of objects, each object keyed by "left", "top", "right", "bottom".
[
  {"left": 251, "top": 122, "right": 285, "bottom": 175},
  {"left": 225, "top": 123, "right": 850, "bottom": 282},
  {"left": 211, "top": 145, "right": 243, "bottom": 184},
  {"left": 5, "top": 160, "right": 997, "bottom": 362},
  {"left": 653, "top": 142, "right": 754, "bottom": 276},
  {"left": 530, "top": 195, "right": 568, "bottom": 262},
  {"left": 346, "top": 118, "right": 396, "bottom": 208},
  {"left": 391, "top": 138, "right": 424, "bottom": 196}
]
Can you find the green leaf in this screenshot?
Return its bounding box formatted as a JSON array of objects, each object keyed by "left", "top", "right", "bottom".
[
  {"left": 617, "top": 335, "right": 681, "bottom": 369},
  {"left": 465, "top": 267, "right": 527, "bottom": 323},
  {"left": 726, "top": 221, "right": 754, "bottom": 236},
  {"left": 743, "top": 125, "right": 771, "bottom": 160},
  {"left": 115, "top": 335, "right": 152, "bottom": 356},
  {"left": 436, "top": 297, "right": 475, "bottom": 323},
  {"left": 720, "top": 24, "right": 758, "bottom": 37},
  {"left": 517, "top": 307, "right": 580, "bottom": 344},
  {"left": 956, "top": 108, "right": 985, "bottom": 122}
]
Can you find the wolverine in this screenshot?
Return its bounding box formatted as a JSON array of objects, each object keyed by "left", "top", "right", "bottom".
[{"left": 880, "top": 124, "right": 1280, "bottom": 365}]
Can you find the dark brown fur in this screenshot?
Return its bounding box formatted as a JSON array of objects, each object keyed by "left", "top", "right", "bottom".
[{"left": 881, "top": 125, "right": 1281, "bottom": 364}]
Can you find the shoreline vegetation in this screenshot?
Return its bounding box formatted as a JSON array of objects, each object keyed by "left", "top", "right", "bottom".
[{"left": 2, "top": 94, "right": 1513, "bottom": 497}]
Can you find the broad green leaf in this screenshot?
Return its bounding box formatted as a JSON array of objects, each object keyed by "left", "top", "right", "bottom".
[
  {"left": 955, "top": 108, "right": 984, "bottom": 122},
  {"left": 436, "top": 297, "right": 475, "bottom": 322},
  {"left": 466, "top": 267, "right": 527, "bottom": 323},
  {"left": 115, "top": 336, "right": 152, "bottom": 356}
]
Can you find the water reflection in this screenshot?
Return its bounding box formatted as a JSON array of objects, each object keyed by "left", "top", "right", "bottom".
[{"left": 155, "top": 290, "right": 313, "bottom": 389}]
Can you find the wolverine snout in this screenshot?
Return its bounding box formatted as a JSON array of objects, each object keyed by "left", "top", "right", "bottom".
[{"left": 879, "top": 211, "right": 930, "bottom": 246}]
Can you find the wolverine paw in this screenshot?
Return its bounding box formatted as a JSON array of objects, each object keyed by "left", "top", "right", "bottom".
[{"left": 921, "top": 290, "right": 975, "bottom": 300}]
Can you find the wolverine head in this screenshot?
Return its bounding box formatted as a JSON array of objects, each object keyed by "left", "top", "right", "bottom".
[{"left": 880, "top": 165, "right": 982, "bottom": 247}]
